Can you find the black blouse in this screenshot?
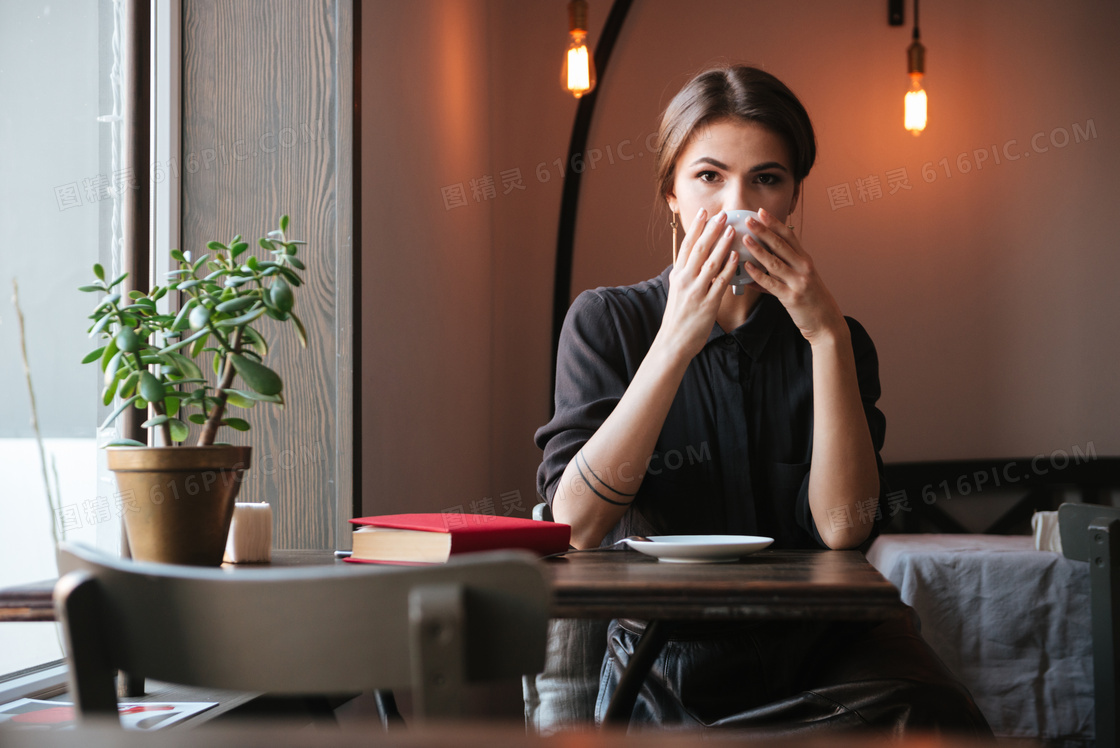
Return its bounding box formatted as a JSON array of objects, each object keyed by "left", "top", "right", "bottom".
[{"left": 535, "top": 266, "right": 888, "bottom": 550}]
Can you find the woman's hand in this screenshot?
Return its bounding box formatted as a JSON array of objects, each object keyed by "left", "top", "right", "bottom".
[
  {"left": 660, "top": 209, "right": 739, "bottom": 361},
  {"left": 743, "top": 208, "right": 847, "bottom": 345}
]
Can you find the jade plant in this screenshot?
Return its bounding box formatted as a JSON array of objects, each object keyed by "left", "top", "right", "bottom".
[{"left": 79, "top": 215, "right": 306, "bottom": 447}]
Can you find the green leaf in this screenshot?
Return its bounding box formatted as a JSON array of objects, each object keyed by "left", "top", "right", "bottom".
[
  {"left": 102, "top": 376, "right": 119, "bottom": 406},
  {"left": 215, "top": 305, "right": 266, "bottom": 329},
  {"left": 225, "top": 274, "right": 254, "bottom": 287},
  {"left": 171, "top": 249, "right": 185, "bottom": 262},
  {"left": 270, "top": 277, "right": 293, "bottom": 313},
  {"left": 158, "top": 327, "right": 209, "bottom": 354},
  {"left": 142, "top": 414, "right": 170, "bottom": 428},
  {"left": 215, "top": 296, "right": 255, "bottom": 314},
  {"left": 278, "top": 267, "right": 302, "bottom": 287},
  {"left": 139, "top": 371, "right": 164, "bottom": 403},
  {"left": 171, "top": 297, "right": 198, "bottom": 331},
  {"left": 82, "top": 346, "right": 107, "bottom": 364},
  {"left": 188, "top": 305, "right": 211, "bottom": 330},
  {"left": 206, "top": 241, "right": 227, "bottom": 252},
  {"left": 222, "top": 417, "right": 251, "bottom": 431},
  {"left": 192, "top": 254, "right": 211, "bottom": 272},
  {"left": 280, "top": 214, "right": 289, "bottom": 233},
  {"left": 167, "top": 351, "right": 204, "bottom": 380},
  {"left": 168, "top": 419, "right": 189, "bottom": 442},
  {"left": 91, "top": 292, "right": 121, "bottom": 316},
  {"left": 115, "top": 327, "right": 140, "bottom": 353},
  {"left": 88, "top": 313, "right": 114, "bottom": 338},
  {"left": 288, "top": 257, "right": 305, "bottom": 271},
  {"left": 188, "top": 413, "right": 207, "bottom": 425},
  {"left": 190, "top": 332, "right": 209, "bottom": 358},
  {"left": 289, "top": 310, "right": 308, "bottom": 348},
  {"left": 225, "top": 391, "right": 256, "bottom": 409},
  {"left": 104, "top": 350, "right": 124, "bottom": 386},
  {"left": 230, "top": 241, "right": 249, "bottom": 259},
  {"left": 99, "top": 395, "right": 140, "bottom": 430},
  {"left": 265, "top": 307, "right": 290, "bottom": 322},
  {"left": 127, "top": 290, "right": 145, "bottom": 299},
  {"left": 225, "top": 388, "right": 282, "bottom": 404},
  {"left": 231, "top": 354, "right": 282, "bottom": 396},
  {"left": 140, "top": 352, "right": 169, "bottom": 367},
  {"left": 104, "top": 438, "right": 146, "bottom": 447},
  {"left": 108, "top": 272, "right": 128, "bottom": 289},
  {"left": 241, "top": 326, "right": 268, "bottom": 356},
  {"left": 78, "top": 284, "right": 104, "bottom": 293},
  {"left": 178, "top": 279, "right": 202, "bottom": 292},
  {"left": 119, "top": 370, "right": 140, "bottom": 398},
  {"left": 93, "top": 263, "right": 106, "bottom": 281},
  {"left": 165, "top": 396, "right": 180, "bottom": 418},
  {"left": 258, "top": 237, "right": 275, "bottom": 251}
]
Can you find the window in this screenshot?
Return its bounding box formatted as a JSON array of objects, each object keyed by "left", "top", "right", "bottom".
[{"left": 0, "top": 0, "right": 159, "bottom": 683}]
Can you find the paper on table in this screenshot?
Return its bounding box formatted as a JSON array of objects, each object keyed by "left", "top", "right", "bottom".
[{"left": 0, "top": 698, "right": 216, "bottom": 729}]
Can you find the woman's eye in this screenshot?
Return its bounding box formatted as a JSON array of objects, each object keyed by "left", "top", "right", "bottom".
[
  {"left": 697, "top": 170, "right": 720, "bottom": 183},
  {"left": 756, "top": 173, "right": 781, "bottom": 186}
]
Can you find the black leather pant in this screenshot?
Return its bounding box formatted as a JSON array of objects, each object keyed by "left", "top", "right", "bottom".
[{"left": 596, "top": 609, "right": 993, "bottom": 735}]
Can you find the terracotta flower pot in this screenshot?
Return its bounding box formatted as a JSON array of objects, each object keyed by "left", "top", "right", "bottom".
[{"left": 106, "top": 446, "right": 252, "bottom": 566}]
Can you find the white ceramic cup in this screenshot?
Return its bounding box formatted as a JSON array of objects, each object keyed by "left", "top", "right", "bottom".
[{"left": 724, "top": 210, "right": 763, "bottom": 290}]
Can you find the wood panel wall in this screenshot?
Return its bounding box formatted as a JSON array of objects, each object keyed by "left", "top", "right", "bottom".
[{"left": 181, "top": 0, "right": 354, "bottom": 549}]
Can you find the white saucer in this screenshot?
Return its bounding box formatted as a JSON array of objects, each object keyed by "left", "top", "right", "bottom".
[{"left": 626, "top": 535, "right": 774, "bottom": 563}]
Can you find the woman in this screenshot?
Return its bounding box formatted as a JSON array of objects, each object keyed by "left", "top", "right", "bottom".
[{"left": 535, "top": 66, "right": 990, "bottom": 733}]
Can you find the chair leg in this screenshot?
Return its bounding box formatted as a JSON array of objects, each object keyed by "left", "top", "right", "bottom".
[
  {"left": 54, "top": 572, "right": 120, "bottom": 724},
  {"left": 1088, "top": 518, "right": 1120, "bottom": 748},
  {"left": 118, "top": 671, "right": 145, "bottom": 698}
]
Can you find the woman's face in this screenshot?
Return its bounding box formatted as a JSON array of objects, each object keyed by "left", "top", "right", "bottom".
[{"left": 666, "top": 118, "right": 800, "bottom": 227}]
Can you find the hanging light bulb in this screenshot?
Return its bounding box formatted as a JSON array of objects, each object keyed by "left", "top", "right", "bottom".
[
  {"left": 904, "top": 0, "right": 927, "bottom": 135},
  {"left": 562, "top": 0, "right": 596, "bottom": 99}
]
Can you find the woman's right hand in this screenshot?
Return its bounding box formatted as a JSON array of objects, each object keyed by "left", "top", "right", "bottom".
[{"left": 660, "top": 209, "right": 739, "bottom": 361}]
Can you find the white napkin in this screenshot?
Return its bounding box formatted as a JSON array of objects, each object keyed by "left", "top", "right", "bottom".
[
  {"left": 1031, "top": 510, "right": 1063, "bottom": 554},
  {"left": 223, "top": 502, "right": 273, "bottom": 563}
]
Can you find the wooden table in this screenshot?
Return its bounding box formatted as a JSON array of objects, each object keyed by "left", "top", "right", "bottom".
[
  {"left": 546, "top": 548, "right": 902, "bottom": 621},
  {"left": 2, "top": 548, "right": 902, "bottom": 622}
]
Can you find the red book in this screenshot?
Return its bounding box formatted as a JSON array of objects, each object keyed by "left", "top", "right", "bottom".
[{"left": 345, "top": 513, "right": 571, "bottom": 564}]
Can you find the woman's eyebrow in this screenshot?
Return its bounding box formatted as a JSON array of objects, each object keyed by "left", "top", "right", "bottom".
[
  {"left": 688, "top": 156, "right": 729, "bottom": 169},
  {"left": 687, "top": 157, "right": 789, "bottom": 173},
  {"left": 749, "top": 161, "right": 789, "bottom": 173}
]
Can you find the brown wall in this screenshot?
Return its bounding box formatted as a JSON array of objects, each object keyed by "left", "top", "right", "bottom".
[{"left": 362, "top": 0, "right": 1120, "bottom": 517}]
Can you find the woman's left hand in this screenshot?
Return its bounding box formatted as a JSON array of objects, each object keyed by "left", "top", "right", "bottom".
[{"left": 742, "top": 208, "right": 847, "bottom": 344}]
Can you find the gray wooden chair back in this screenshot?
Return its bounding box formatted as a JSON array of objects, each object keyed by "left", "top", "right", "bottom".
[
  {"left": 53, "top": 542, "right": 549, "bottom": 726},
  {"left": 1059, "top": 502, "right": 1120, "bottom": 748}
]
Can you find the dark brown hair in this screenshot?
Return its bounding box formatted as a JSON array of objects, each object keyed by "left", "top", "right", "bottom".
[{"left": 655, "top": 66, "right": 817, "bottom": 201}]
